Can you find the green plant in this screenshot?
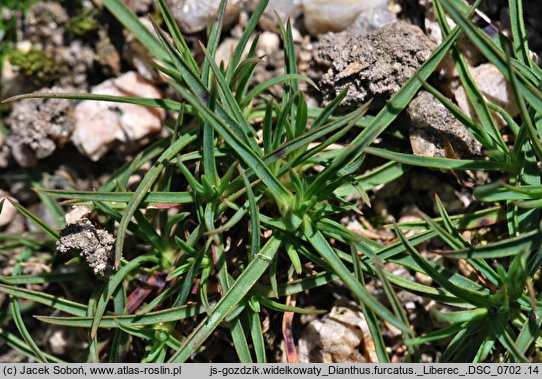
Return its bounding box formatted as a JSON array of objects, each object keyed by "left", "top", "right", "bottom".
[
  {"left": 1, "top": 0, "right": 541, "bottom": 363},
  {"left": 8, "top": 48, "right": 66, "bottom": 83},
  {"left": 65, "top": 9, "right": 99, "bottom": 36}
]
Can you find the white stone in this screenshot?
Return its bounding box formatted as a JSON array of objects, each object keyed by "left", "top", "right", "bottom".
[
  {"left": 72, "top": 71, "right": 165, "bottom": 161},
  {"left": 258, "top": 31, "right": 280, "bottom": 56},
  {"left": 454, "top": 63, "right": 519, "bottom": 128},
  {"left": 301, "top": 0, "right": 388, "bottom": 36},
  {"left": 215, "top": 38, "right": 241, "bottom": 67},
  {"left": 0, "top": 192, "right": 17, "bottom": 228},
  {"left": 65, "top": 206, "right": 92, "bottom": 225},
  {"left": 169, "top": 0, "right": 241, "bottom": 34},
  {"left": 259, "top": 0, "right": 302, "bottom": 32},
  {"left": 214, "top": 32, "right": 279, "bottom": 67}
]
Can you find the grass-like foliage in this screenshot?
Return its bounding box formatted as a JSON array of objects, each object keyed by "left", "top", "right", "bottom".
[{"left": 1, "top": 0, "right": 542, "bottom": 362}]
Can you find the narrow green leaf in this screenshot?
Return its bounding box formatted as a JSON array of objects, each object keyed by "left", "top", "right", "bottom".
[
  {"left": 2, "top": 91, "right": 182, "bottom": 111},
  {"left": 156, "top": 0, "right": 199, "bottom": 73},
  {"left": 303, "top": 216, "right": 409, "bottom": 333},
  {"left": 9, "top": 200, "right": 59, "bottom": 240},
  {"left": 168, "top": 235, "right": 282, "bottom": 362},
  {"left": 239, "top": 168, "right": 260, "bottom": 260},
  {"left": 247, "top": 309, "right": 266, "bottom": 363},
  {"left": 394, "top": 224, "right": 493, "bottom": 306},
  {"left": 242, "top": 74, "right": 318, "bottom": 107},
  {"left": 365, "top": 147, "right": 507, "bottom": 171},
  {"left": 406, "top": 322, "right": 465, "bottom": 345},
  {"left": 0, "top": 284, "right": 88, "bottom": 316},
  {"left": 90, "top": 255, "right": 159, "bottom": 338},
  {"left": 102, "top": 0, "right": 172, "bottom": 65},
  {"left": 37, "top": 188, "right": 194, "bottom": 206},
  {"left": 37, "top": 303, "right": 204, "bottom": 328},
  {"left": 434, "top": 228, "right": 542, "bottom": 259},
  {"left": 174, "top": 85, "right": 292, "bottom": 207},
  {"left": 433, "top": 308, "right": 488, "bottom": 323},
  {"left": 509, "top": 0, "right": 533, "bottom": 68},
  {"left": 115, "top": 133, "right": 197, "bottom": 267}
]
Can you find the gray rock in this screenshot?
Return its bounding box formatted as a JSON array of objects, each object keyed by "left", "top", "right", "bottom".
[
  {"left": 302, "top": 0, "right": 389, "bottom": 36},
  {"left": 347, "top": 7, "right": 397, "bottom": 35},
  {"left": 6, "top": 86, "right": 74, "bottom": 167},
  {"left": 259, "top": 0, "right": 302, "bottom": 32},
  {"left": 168, "top": 0, "right": 242, "bottom": 34},
  {"left": 313, "top": 21, "right": 435, "bottom": 110},
  {"left": 407, "top": 90, "right": 482, "bottom": 158}
]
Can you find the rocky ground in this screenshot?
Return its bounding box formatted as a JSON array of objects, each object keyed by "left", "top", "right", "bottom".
[{"left": 0, "top": 0, "right": 541, "bottom": 363}]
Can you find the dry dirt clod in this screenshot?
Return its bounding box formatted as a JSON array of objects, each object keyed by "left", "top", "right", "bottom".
[
  {"left": 57, "top": 40, "right": 96, "bottom": 89},
  {"left": 297, "top": 301, "right": 376, "bottom": 363},
  {"left": 56, "top": 208, "right": 115, "bottom": 277},
  {"left": 24, "top": 1, "right": 69, "bottom": 50},
  {"left": 407, "top": 90, "right": 482, "bottom": 158},
  {"left": 5, "top": 86, "right": 75, "bottom": 167},
  {"left": 312, "top": 21, "right": 435, "bottom": 110}
]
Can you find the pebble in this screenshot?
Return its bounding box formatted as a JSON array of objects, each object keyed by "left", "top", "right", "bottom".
[
  {"left": 258, "top": 31, "right": 281, "bottom": 55},
  {"left": 65, "top": 206, "right": 92, "bottom": 225},
  {"left": 454, "top": 63, "right": 519, "bottom": 128},
  {"left": 0, "top": 192, "right": 17, "bottom": 228},
  {"left": 71, "top": 71, "right": 165, "bottom": 161},
  {"left": 56, "top": 220, "right": 115, "bottom": 277},
  {"left": 347, "top": 7, "right": 397, "bottom": 35},
  {"left": 407, "top": 90, "right": 482, "bottom": 158},
  {"left": 259, "top": 0, "right": 302, "bottom": 32},
  {"left": 298, "top": 301, "right": 376, "bottom": 363},
  {"left": 168, "top": 0, "right": 242, "bottom": 34},
  {"left": 302, "top": 0, "right": 389, "bottom": 36},
  {"left": 215, "top": 38, "right": 241, "bottom": 67},
  {"left": 215, "top": 31, "right": 280, "bottom": 67}
]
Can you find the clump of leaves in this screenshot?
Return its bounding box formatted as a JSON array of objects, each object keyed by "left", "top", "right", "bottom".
[{"left": 1, "top": 0, "right": 541, "bottom": 364}]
